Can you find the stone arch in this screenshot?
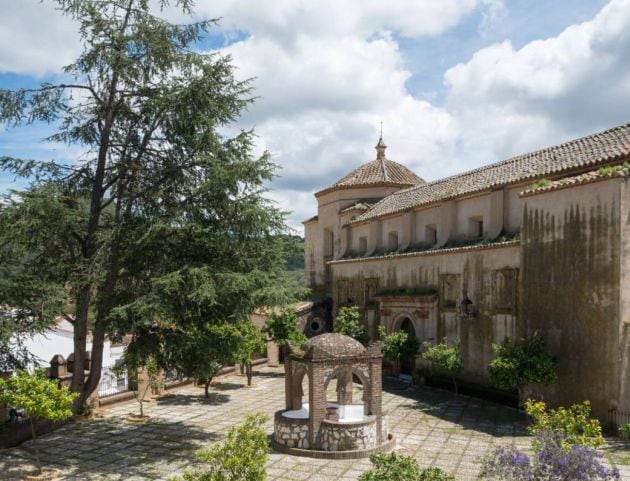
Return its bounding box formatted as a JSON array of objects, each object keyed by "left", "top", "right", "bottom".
[
  {"left": 391, "top": 311, "right": 418, "bottom": 335},
  {"left": 323, "top": 365, "right": 371, "bottom": 391},
  {"left": 391, "top": 313, "right": 420, "bottom": 375},
  {"left": 323, "top": 365, "right": 372, "bottom": 414}
]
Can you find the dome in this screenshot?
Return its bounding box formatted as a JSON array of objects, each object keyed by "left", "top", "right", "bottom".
[
  {"left": 315, "top": 136, "right": 425, "bottom": 196},
  {"left": 300, "top": 333, "right": 366, "bottom": 359},
  {"left": 331, "top": 158, "right": 425, "bottom": 189}
]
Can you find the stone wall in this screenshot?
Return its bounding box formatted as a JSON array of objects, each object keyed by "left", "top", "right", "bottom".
[
  {"left": 330, "top": 242, "right": 520, "bottom": 386},
  {"left": 274, "top": 412, "right": 310, "bottom": 449},
  {"left": 318, "top": 416, "right": 380, "bottom": 451},
  {"left": 520, "top": 177, "right": 625, "bottom": 418}
]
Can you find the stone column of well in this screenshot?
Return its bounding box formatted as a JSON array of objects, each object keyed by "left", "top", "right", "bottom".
[
  {"left": 336, "top": 366, "right": 353, "bottom": 405},
  {"left": 308, "top": 362, "right": 325, "bottom": 449},
  {"left": 368, "top": 347, "right": 383, "bottom": 443}
]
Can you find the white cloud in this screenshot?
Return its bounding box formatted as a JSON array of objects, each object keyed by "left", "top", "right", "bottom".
[
  {"left": 0, "top": 0, "right": 79, "bottom": 76},
  {"left": 2, "top": 0, "right": 628, "bottom": 234},
  {"left": 191, "top": 0, "right": 480, "bottom": 40},
  {"left": 444, "top": 0, "right": 630, "bottom": 164}
]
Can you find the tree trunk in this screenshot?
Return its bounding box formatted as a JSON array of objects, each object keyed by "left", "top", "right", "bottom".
[
  {"left": 71, "top": 286, "right": 91, "bottom": 401},
  {"left": 392, "top": 359, "right": 401, "bottom": 376},
  {"left": 78, "top": 322, "right": 106, "bottom": 410},
  {"left": 453, "top": 377, "right": 458, "bottom": 398},
  {"left": 29, "top": 418, "right": 41, "bottom": 475},
  {"left": 204, "top": 380, "right": 211, "bottom": 398},
  {"left": 139, "top": 399, "right": 144, "bottom": 417},
  {"left": 240, "top": 363, "right": 245, "bottom": 375},
  {"left": 70, "top": 2, "right": 131, "bottom": 412},
  {"left": 246, "top": 362, "right": 253, "bottom": 386}
]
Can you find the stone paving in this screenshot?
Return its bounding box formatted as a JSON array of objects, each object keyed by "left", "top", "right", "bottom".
[{"left": 1, "top": 366, "right": 629, "bottom": 481}]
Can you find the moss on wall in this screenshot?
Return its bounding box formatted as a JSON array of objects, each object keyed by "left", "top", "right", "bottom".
[{"left": 521, "top": 200, "right": 620, "bottom": 418}]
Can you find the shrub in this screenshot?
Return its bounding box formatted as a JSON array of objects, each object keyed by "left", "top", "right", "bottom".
[
  {"left": 480, "top": 430, "right": 619, "bottom": 481},
  {"left": 334, "top": 306, "right": 368, "bottom": 345},
  {"left": 488, "top": 332, "right": 557, "bottom": 405},
  {"left": 359, "top": 452, "right": 455, "bottom": 481},
  {"left": 378, "top": 326, "right": 420, "bottom": 375},
  {"left": 529, "top": 178, "right": 551, "bottom": 190},
  {"left": 265, "top": 308, "right": 307, "bottom": 347},
  {"left": 422, "top": 338, "right": 463, "bottom": 397},
  {"left": 525, "top": 399, "right": 604, "bottom": 448},
  {"left": 618, "top": 423, "right": 630, "bottom": 439},
  {"left": 0, "top": 370, "right": 77, "bottom": 475},
  {"left": 174, "top": 413, "right": 270, "bottom": 481}
]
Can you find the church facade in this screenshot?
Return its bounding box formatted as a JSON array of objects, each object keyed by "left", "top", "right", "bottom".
[{"left": 304, "top": 123, "right": 630, "bottom": 419}]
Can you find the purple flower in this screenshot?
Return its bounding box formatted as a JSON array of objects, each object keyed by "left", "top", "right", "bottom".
[{"left": 479, "top": 431, "right": 620, "bottom": 481}]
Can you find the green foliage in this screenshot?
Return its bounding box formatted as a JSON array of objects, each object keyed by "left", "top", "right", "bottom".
[
  {"left": 378, "top": 326, "right": 419, "bottom": 363},
  {"left": 359, "top": 452, "right": 455, "bottom": 481},
  {"left": 0, "top": 370, "right": 77, "bottom": 473},
  {"left": 488, "top": 333, "right": 557, "bottom": 394},
  {"left": 422, "top": 338, "right": 463, "bottom": 396},
  {"left": 237, "top": 322, "right": 267, "bottom": 364},
  {"left": 422, "top": 338, "right": 463, "bottom": 375},
  {"left": 237, "top": 322, "right": 267, "bottom": 386},
  {"left": 175, "top": 413, "right": 270, "bottom": 481},
  {"left": 128, "top": 322, "right": 243, "bottom": 398},
  {"left": 525, "top": 399, "right": 604, "bottom": 448},
  {"left": 597, "top": 163, "right": 629, "bottom": 176},
  {"left": 0, "top": 0, "right": 297, "bottom": 407},
  {"left": 265, "top": 309, "right": 307, "bottom": 347},
  {"left": 529, "top": 178, "right": 552, "bottom": 190},
  {"left": 334, "top": 306, "right": 368, "bottom": 345},
  {"left": 619, "top": 423, "right": 630, "bottom": 438},
  {"left": 0, "top": 370, "right": 77, "bottom": 422}
]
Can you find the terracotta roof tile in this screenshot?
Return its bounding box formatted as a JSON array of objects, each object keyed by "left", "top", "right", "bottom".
[
  {"left": 352, "top": 123, "right": 630, "bottom": 223},
  {"left": 317, "top": 158, "right": 425, "bottom": 196}
]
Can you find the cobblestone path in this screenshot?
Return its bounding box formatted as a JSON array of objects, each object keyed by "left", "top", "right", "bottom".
[{"left": 1, "top": 366, "right": 628, "bottom": 480}]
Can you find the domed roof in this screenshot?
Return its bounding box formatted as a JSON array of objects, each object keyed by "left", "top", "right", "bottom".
[
  {"left": 300, "top": 333, "right": 366, "bottom": 359},
  {"left": 316, "top": 136, "right": 425, "bottom": 196},
  {"left": 331, "top": 158, "right": 425, "bottom": 189}
]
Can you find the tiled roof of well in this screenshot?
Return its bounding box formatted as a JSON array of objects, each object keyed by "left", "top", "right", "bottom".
[
  {"left": 352, "top": 123, "right": 630, "bottom": 223},
  {"left": 317, "top": 158, "right": 425, "bottom": 196}
]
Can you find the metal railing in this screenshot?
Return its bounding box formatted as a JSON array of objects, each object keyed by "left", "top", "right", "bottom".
[
  {"left": 607, "top": 408, "right": 630, "bottom": 433},
  {"left": 98, "top": 365, "right": 130, "bottom": 398}
]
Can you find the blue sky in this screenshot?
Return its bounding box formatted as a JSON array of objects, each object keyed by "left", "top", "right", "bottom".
[{"left": 0, "top": 0, "right": 628, "bottom": 229}]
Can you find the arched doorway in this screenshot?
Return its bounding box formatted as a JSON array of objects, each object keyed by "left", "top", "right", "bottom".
[{"left": 399, "top": 317, "right": 417, "bottom": 374}]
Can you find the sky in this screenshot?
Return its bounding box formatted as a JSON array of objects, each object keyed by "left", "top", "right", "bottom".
[{"left": 0, "top": 0, "right": 629, "bottom": 231}]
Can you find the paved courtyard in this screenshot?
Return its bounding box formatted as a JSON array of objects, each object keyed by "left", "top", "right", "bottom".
[{"left": 2, "top": 366, "right": 629, "bottom": 481}]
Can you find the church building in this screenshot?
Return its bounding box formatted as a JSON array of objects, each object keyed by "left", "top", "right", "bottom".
[{"left": 304, "top": 123, "right": 630, "bottom": 419}]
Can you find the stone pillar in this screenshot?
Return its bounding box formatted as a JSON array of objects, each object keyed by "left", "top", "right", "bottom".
[
  {"left": 368, "top": 346, "right": 383, "bottom": 443},
  {"left": 267, "top": 340, "right": 280, "bottom": 367},
  {"left": 336, "top": 366, "right": 353, "bottom": 405},
  {"left": 66, "top": 353, "right": 75, "bottom": 373},
  {"left": 308, "top": 363, "right": 325, "bottom": 449},
  {"left": 50, "top": 354, "right": 67, "bottom": 378}
]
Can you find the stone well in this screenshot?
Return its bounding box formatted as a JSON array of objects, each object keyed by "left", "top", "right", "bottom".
[{"left": 272, "top": 333, "right": 394, "bottom": 458}]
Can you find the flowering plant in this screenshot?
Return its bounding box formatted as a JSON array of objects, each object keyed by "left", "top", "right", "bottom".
[{"left": 479, "top": 431, "right": 619, "bottom": 481}]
